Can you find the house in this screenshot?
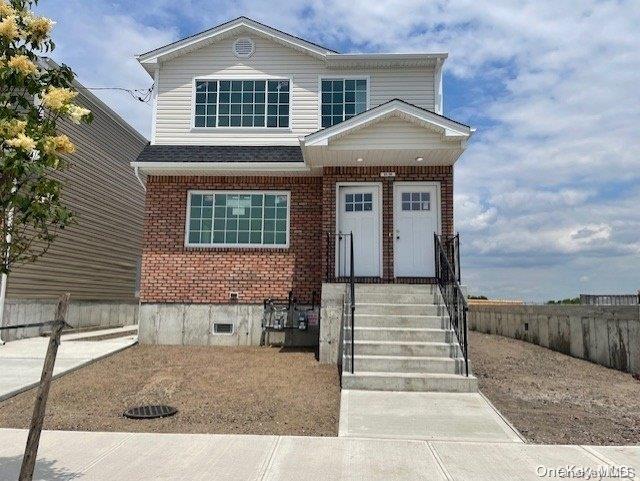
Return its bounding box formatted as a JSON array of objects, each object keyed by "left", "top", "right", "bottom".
[
  {"left": 134, "top": 16, "right": 475, "bottom": 392},
  {"left": 0, "top": 59, "right": 148, "bottom": 342}
]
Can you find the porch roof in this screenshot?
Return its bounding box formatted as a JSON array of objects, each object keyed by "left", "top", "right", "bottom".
[{"left": 300, "top": 100, "right": 474, "bottom": 168}]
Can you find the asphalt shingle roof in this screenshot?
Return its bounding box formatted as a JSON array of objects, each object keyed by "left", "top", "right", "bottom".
[{"left": 135, "top": 145, "right": 304, "bottom": 163}]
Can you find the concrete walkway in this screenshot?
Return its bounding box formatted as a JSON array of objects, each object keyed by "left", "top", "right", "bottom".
[
  {"left": 0, "top": 327, "right": 137, "bottom": 401},
  {"left": 339, "top": 390, "right": 524, "bottom": 442},
  {"left": 0, "top": 429, "right": 637, "bottom": 480}
]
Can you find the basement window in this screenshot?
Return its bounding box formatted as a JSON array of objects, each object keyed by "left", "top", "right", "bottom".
[{"left": 213, "top": 323, "right": 234, "bottom": 334}]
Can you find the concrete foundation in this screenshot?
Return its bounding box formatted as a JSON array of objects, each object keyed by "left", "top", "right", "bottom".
[
  {"left": 319, "top": 283, "right": 347, "bottom": 364},
  {"left": 138, "top": 303, "right": 319, "bottom": 347},
  {"left": 469, "top": 304, "right": 640, "bottom": 375},
  {"left": 1, "top": 300, "right": 139, "bottom": 342}
]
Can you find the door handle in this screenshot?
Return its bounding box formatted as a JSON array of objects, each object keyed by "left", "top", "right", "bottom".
[{"left": 395, "top": 229, "right": 400, "bottom": 240}]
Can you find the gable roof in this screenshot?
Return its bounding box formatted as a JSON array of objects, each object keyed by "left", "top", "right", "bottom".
[
  {"left": 301, "top": 99, "right": 474, "bottom": 147},
  {"left": 137, "top": 17, "right": 337, "bottom": 72},
  {"left": 137, "top": 17, "right": 447, "bottom": 75}
]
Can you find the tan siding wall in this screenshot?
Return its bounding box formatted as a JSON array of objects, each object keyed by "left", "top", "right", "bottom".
[
  {"left": 155, "top": 35, "right": 435, "bottom": 145},
  {"left": 6, "top": 92, "right": 147, "bottom": 300}
]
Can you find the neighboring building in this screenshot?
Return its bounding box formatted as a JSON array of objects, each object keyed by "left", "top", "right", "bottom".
[
  {"left": 133, "top": 17, "right": 474, "bottom": 354},
  {"left": 580, "top": 294, "right": 639, "bottom": 306},
  {"left": 1, "top": 60, "right": 147, "bottom": 341}
]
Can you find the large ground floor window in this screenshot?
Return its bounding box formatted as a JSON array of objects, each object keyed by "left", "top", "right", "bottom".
[{"left": 186, "top": 191, "right": 289, "bottom": 247}]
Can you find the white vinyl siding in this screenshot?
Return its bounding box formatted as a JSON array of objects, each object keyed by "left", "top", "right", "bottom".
[
  {"left": 329, "top": 117, "right": 449, "bottom": 150},
  {"left": 154, "top": 35, "right": 435, "bottom": 145}
]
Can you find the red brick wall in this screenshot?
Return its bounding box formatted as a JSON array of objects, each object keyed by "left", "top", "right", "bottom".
[
  {"left": 141, "top": 176, "right": 323, "bottom": 303},
  {"left": 141, "top": 166, "right": 454, "bottom": 303},
  {"left": 322, "top": 166, "right": 453, "bottom": 282}
]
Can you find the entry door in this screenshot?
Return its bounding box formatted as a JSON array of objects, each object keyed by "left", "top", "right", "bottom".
[
  {"left": 394, "top": 183, "right": 439, "bottom": 277},
  {"left": 337, "top": 185, "right": 381, "bottom": 277}
]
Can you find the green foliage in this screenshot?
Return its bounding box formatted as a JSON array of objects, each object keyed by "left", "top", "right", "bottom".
[
  {"left": 1, "top": 0, "right": 92, "bottom": 274},
  {"left": 467, "top": 295, "right": 488, "bottom": 300},
  {"left": 546, "top": 297, "right": 581, "bottom": 305}
]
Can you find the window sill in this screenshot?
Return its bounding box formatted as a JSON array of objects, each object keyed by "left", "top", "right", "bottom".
[
  {"left": 184, "top": 245, "right": 290, "bottom": 252},
  {"left": 190, "top": 127, "right": 293, "bottom": 133}
]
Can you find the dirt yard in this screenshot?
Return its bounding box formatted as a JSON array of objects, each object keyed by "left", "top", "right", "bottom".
[
  {"left": 470, "top": 330, "right": 640, "bottom": 445},
  {"left": 0, "top": 345, "right": 340, "bottom": 436}
]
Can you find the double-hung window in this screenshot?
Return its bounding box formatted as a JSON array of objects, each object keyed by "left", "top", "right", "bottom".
[
  {"left": 321, "top": 78, "right": 368, "bottom": 128},
  {"left": 194, "top": 79, "right": 290, "bottom": 128},
  {"left": 186, "top": 191, "right": 289, "bottom": 248}
]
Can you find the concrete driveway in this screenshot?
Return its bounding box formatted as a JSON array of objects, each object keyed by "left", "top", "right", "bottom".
[
  {"left": 0, "top": 429, "right": 638, "bottom": 480},
  {"left": 0, "top": 327, "right": 137, "bottom": 401}
]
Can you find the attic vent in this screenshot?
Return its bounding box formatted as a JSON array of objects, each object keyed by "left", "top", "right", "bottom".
[{"left": 233, "top": 37, "right": 255, "bottom": 58}]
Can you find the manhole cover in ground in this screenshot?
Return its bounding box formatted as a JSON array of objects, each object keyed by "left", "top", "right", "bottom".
[{"left": 124, "top": 405, "right": 177, "bottom": 419}]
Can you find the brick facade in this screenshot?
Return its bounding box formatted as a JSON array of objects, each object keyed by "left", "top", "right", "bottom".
[
  {"left": 321, "top": 165, "right": 454, "bottom": 282},
  {"left": 141, "top": 175, "right": 323, "bottom": 304},
  {"left": 141, "top": 166, "right": 453, "bottom": 304}
]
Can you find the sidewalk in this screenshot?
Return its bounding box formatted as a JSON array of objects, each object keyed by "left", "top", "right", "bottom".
[
  {"left": 0, "top": 428, "right": 637, "bottom": 480},
  {"left": 0, "top": 327, "right": 137, "bottom": 401},
  {"left": 339, "top": 390, "right": 524, "bottom": 442}
]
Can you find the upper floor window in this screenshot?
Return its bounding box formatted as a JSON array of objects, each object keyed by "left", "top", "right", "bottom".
[
  {"left": 194, "top": 79, "right": 290, "bottom": 128},
  {"left": 321, "top": 78, "right": 368, "bottom": 128}
]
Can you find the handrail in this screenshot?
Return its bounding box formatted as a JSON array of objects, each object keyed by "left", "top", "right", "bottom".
[
  {"left": 327, "top": 232, "right": 356, "bottom": 374},
  {"left": 434, "top": 234, "right": 469, "bottom": 377}
]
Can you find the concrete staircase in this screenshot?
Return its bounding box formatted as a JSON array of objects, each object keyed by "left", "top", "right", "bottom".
[{"left": 341, "top": 284, "right": 478, "bottom": 392}]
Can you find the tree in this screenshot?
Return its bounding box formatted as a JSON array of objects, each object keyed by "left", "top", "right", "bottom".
[{"left": 1, "top": 0, "right": 91, "bottom": 279}]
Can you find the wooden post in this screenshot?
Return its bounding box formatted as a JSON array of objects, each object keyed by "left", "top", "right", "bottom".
[{"left": 19, "top": 293, "right": 70, "bottom": 481}]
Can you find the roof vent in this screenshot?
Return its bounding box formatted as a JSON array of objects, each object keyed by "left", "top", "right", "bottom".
[{"left": 233, "top": 37, "right": 255, "bottom": 58}]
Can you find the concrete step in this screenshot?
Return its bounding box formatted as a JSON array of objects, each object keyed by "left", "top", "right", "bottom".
[
  {"left": 347, "top": 327, "right": 451, "bottom": 343},
  {"left": 355, "top": 303, "right": 444, "bottom": 316},
  {"left": 349, "top": 355, "right": 462, "bottom": 374},
  {"left": 346, "top": 340, "right": 458, "bottom": 357},
  {"left": 355, "top": 284, "right": 439, "bottom": 295},
  {"left": 356, "top": 292, "right": 443, "bottom": 305},
  {"left": 341, "top": 371, "right": 478, "bottom": 392},
  {"left": 354, "top": 314, "right": 446, "bottom": 329}
]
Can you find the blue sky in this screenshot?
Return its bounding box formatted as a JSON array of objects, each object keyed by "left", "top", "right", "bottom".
[{"left": 34, "top": 0, "right": 640, "bottom": 302}]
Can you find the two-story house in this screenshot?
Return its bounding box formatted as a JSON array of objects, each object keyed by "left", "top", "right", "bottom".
[{"left": 133, "top": 17, "right": 475, "bottom": 391}]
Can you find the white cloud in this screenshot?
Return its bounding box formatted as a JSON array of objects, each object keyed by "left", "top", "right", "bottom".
[{"left": 35, "top": 1, "right": 178, "bottom": 137}]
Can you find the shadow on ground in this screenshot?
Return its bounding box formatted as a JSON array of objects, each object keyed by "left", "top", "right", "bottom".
[{"left": 0, "top": 454, "right": 82, "bottom": 480}]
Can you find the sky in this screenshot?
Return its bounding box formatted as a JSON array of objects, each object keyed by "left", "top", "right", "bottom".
[{"left": 33, "top": 0, "right": 640, "bottom": 302}]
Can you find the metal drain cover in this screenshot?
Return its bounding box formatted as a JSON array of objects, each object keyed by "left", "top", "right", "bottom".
[{"left": 124, "top": 405, "right": 177, "bottom": 419}]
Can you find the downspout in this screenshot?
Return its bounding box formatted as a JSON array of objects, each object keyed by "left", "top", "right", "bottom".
[
  {"left": 435, "top": 58, "right": 444, "bottom": 115},
  {"left": 134, "top": 165, "right": 146, "bottom": 191}
]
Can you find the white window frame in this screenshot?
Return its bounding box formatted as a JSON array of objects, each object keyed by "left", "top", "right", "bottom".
[
  {"left": 317, "top": 75, "right": 371, "bottom": 129},
  {"left": 190, "top": 75, "right": 293, "bottom": 131},
  {"left": 185, "top": 190, "right": 291, "bottom": 249}
]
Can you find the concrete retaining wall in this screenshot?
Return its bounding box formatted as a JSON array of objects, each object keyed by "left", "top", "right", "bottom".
[
  {"left": 469, "top": 304, "right": 640, "bottom": 375},
  {"left": 1, "top": 300, "right": 139, "bottom": 342},
  {"left": 138, "top": 303, "right": 319, "bottom": 347}
]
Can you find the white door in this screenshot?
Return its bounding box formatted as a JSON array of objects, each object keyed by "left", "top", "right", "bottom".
[
  {"left": 394, "top": 183, "right": 439, "bottom": 277},
  {"left": 337, "top": 185, "right": 381, "bottom": 277}
]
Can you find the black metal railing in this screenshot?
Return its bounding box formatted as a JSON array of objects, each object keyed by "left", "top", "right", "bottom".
[
  {"left": 434, "top": 234, "right": 469, "bottom": 376},
  {"left": 327, "top": 232, "right": 356, "bottom": 374}
]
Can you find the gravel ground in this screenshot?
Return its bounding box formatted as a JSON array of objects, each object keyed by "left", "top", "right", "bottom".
[
  {"left": 470, "top": 330, "right": 640, "bottom": 445},
  {"left": 0, "top": 345, "right": 340, "bottom": 436}
]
